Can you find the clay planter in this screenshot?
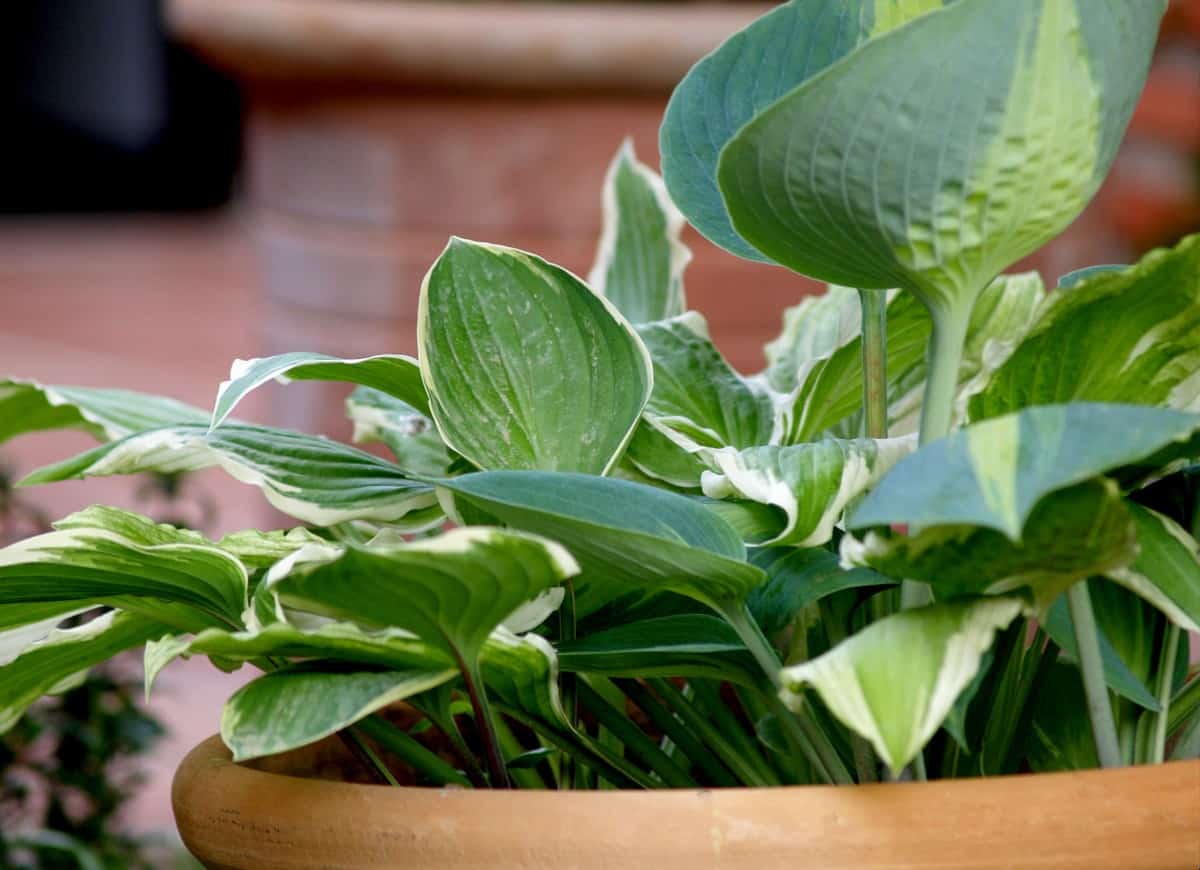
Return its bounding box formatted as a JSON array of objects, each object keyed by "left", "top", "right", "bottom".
[
  {"left": 173, "top": 734, "right": 1200, "bottom": 869},
  {"left": 166, "top": 0, "right": 802, "bottom": 438}
]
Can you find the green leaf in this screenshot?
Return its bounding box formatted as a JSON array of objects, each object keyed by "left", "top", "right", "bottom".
[
  {"left": 418, "top": 238, "right": 652, "bottom": 474},
  {"left": 215, "top": 527, "right": 329, "bottom": 578},
  {"left": 211, "top": 351, "right": 429, "bottom": 429},
  {"left": 843, "top": 480, "right": 1139, "bottom": 608},
  {"left": 660, "top": 0, "right": 946, "bottom": 261},
  {"left": 556, "top": 614, "right": 760, "bottom": 686},
  {"left": 1043, "top": 590, "right": 1159, "bottom": 711},
  {"left": 970, "top": 235, "right": 1200, "bottom": 419},
  {"left": 272, "top": 527, "right": 577, "bottom": 665},
  {"left": 345, "top": 386, "right": 451, "bottom": 477},
  {"left": 0, "top": 610, "right": 167, "bottom": 733},
  {"left": 850, "top": 403, "right": 1200, "bottom": 540},
  {"left": 762, "top": 285, "right": 863, "bottom": 395},
  {"left": 780, "top": 596, "right": 1024, "bottom": 772},
  {"left": 1106, "top": 504, "right": 1200, "bottom": 633},
  {"left": 436, "top": 471, "right": 764, "bottom": 613},
  {"left": 1025, "top": 661, "right": 1100, "bottom": 772},
  {"left": 21, "top": 423, "right": 438, "bottom": 527},
  {"left": 221, "top": 662, "right": 456, "bottom": 761},
  {"left": 718, "top": 0, "right": 1164, "bottom": 314},
  {"left": 0, "top": 506, "right": 247, "bottom": 626},
  {"left": 0, "top": 379, "right": 207, "bottom": 445},
  {"left": 481, "top": 628, "right": 567, "bottom": 729},
  {"left": 747, "top": 547, "right": 895, "bottom": 637},
  {"left": 620, "top": 422, "right": 708, "bottom": 490},
  {"left": 701, "top": 436, "right": 915, "bottom": 547},
  {"left": 637, "top": 313, "right": 775, "bottom": 453},
  {"left": 588, "top": 140, "right": 690, "bottom": 324}
]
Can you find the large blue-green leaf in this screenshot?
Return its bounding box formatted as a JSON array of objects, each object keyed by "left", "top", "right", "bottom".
[
  {"left": 701, "top": 436, "right": 915, "bottom": 547},
  {"left": 660, "top": 0, "right": 947, "bottom": 261},
  {"left": 718, "top": 0, "right": 1164, "bottom": 314},
  {"left": 780, "top": 596, "right": 1024, "bottom": 772},
  {"left": 970, "top": 235, "right": 1200, "bottom": 420},
  {"left": 20, "top": 423, "right": 438, "bottom": 528},
  {"left": 0, "top": 379, "right": 207, "bottom": 445},
  {"left": 588, "top": 140, "right": 690, "bottom": 324},
  {"left": 436, "top": 471, "right": 764, "bottom": 613},
  {"left": 221, "top": 662, "right": 456, "bottom": 762},
  {"left": 748, "top": 547, "right": 895, "bottom": 637},
  {"left": 850, "top": 403, "right": 1200, "bottom": 540},
  {"left": 418, "top": 238, "right": 652, "bottom": 475},
  {"left": 211, "top": 352, "right": 429, "bottom": 429},
  {"left": 271, "top": 527, "right": 577, "bottom": 664}
]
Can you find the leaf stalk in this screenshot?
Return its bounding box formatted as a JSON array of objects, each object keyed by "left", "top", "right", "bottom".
[{"left": 1067, "top": 581, "right": 1122, "bottom": 768}]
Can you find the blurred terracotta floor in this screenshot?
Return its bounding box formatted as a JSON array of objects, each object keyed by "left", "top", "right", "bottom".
[{"left": 0, "top": 210, "right": 280, "bottom": 832}]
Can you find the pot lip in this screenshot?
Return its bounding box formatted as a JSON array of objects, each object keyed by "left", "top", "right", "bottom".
[
  {"left": 178, "top": 733, "right": 1200, "bottom": 800},
  {"left": 165, "top": 0, "right": 773, "bottom": 93}
]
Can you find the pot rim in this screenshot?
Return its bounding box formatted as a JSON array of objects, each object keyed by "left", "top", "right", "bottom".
[
  {"left": 165, "top": 0, "right": 773, "bottom": 93},
  {"left": 173, "top": 734, "right": 1200, "bottom": 870}
]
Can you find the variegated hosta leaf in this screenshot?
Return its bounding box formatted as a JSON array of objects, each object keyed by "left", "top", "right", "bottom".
[
  {"left": 143, "top": 619, "right": 456, "bottom": 697},
  {"left": 970, "top": 234, "right": 1200, "bottom": 420},
  {"left": 0, "top": 506, "right": 247, "bottom": 627},
  {"left": 211, "top": 351, "right": 429, "bottom": 429},
  {"left": 1106, "top": 504, "right": 1200, "bottom": 633},
  {"left": 588, "top": 140, "right": 690, "bottom": 324},
  {"left": 637, "top": 312, "right": 774, "bottom": 459},
  {"left": 762, "top": 285, "right": 863, "bottom": 395},
  {"left": 418, "top": 238, "right": 652, "bottom": 475},
  {"left": 215, "top": 527, "right": 329, "bottom": 578},
  {"left": 842, "top": 480, "right": 1138, "bottom": 610},
  {"left": 780, "top": 597, "right": 1024, "bottom": 772},
  {"left": 718, "top": 0, "right": 1164, "bottom": 315},
  {"left": 21, "top": 423, "right": 438, "bottom": 528},
  {"left": 345, "top": 386, "right": 451, "bottom": 477},
  {"left": 748, "top": 548, "right": 895, "bottom": 638},
  {"left": 850, "top": 403, "right": 1200, "bottom": 540},
  {"left": 620, "top": 422, "right": 708, "bottom": 490},
  {"left": 221, "top": 662, "right": 457, "bottom": 762},
  {"left": 0, "top": 605, "right": 97, "bottom": 666},
  {"left": 660, "top": 0, "right": 946, "bottom": 262},
  {"left": 481, "top": 628, "right": 567, "bottom": 730},
  {"left": 701, "top": 436, "right": 915, "bottom": 547},
  {"left": 271, "top": 527, "right": 578, "bottom": 664},
  {"left": 437, "top": 471, "right": 764, "bottom": 616},
  {"left": 0, "top": 379, "right": 207, "bottom": 445},
  {"left": 0, "top": 610, "right": 168, "bottom": 733}
]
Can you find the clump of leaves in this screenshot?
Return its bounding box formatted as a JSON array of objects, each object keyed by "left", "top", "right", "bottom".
[{"left": 0, "top": 0, "right": 1195, "bottom": 803}]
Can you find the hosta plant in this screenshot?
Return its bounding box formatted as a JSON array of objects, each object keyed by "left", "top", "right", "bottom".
[{"left": 1, "top": 0, "right": 1197, "bottom": 794}]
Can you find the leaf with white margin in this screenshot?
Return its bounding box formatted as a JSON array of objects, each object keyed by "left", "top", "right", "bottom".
[
  {"left": 970, "top": 235, "right": 1200, "bottom": 420},
  {"left": 637, "top": 312, "right": 775, "bottom": 454},
  {"left": 780, "top": 596, "right": 1024, "bottom": 772},
  {"left": 762, "top": 285, "right": 863, "bottom": 395},
  {"left": 345, "top": 386, "right": 450, "bottom": 477},
  {"left": 21, "top": 423, "right": 438, "bottom": 528},
  {"left": 0, "top": 379, "right": 207, "bottom": 445},
  {"left": 211, "top": 351, "right": 429, "bottom": 430},
  {"left": 1106, "top": 503, "right": 1200, "bottom": 633},
  {"left": 142, "top": 619, "right": 455, "bottom": 698},
  {"left": 0, "top": 610, "right": 168, "bottom": 733},
  {"left": 0, "top": 605, "right": 97, "bottom": 666},
  {"left": 660, "top": 0, "right": 948, "bottom": 262},
  {"left": 588, "top": 140, "right": 690, "bottom": 324},
  {"left": 719, "top": 0, "right": 1164, "bottom": 316},
  {"left": 842, "top": 479, "right": 1138, "bottom": 611},
  {"left": 215, "top": 527, "right": 329, "bottom": 578},
  {"left": 620, "top": 422, "right": 708, "bottom": 490},
  {"left": 271, "top": 528, "right": 578, "bottom": 666},
  {"left": 0, "top": 506, "right": 247, "bottom": 626},
  {"left": 850, "top": 403, "right": 1200, "bottom": 540},
  {"left": 419, "top": 238, "right": 653, "bottom": 475},
  {"left": 481, "top": 628, "right": 566, "bottom": 729},
  {"left": 221, "top": 662, "right": 457, "bottom": 762},
  {"left": 701, "top": 436, "right": 916, "bottom": 547}
]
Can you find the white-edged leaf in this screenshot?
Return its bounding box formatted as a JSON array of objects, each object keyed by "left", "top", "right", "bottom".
[
  {"left": 780, "top": 596, "right": 1024, "bottom": 772},
  {"left": 701, "top": 436, "right": 915, "bottom": 547},
  {"left": 21, "top": 423, "right": 438, "bottom": 527},
  {"left": 211, "top": 352, "right": 429, "bottom": 430},
  {"left": 589, "top": 139, "right": 690, "bottom": 324},
  {"left": 418, "top": 238, "right": 653, "bottom": 475},
  {"left": 0, "top": 378, "right": 207, "bottom": 444},
  {"left": 1107, "top": 503, "right": 1200, "bottom": 633},
  {"left": 221, "top": 662, "right": 456, "bottom": 762},
  {"left": 345, "top": 386, "right": 450, "bottom": 477}
]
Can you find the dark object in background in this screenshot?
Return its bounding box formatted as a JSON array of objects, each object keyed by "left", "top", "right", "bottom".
[{"left": 0, "top": 0, "right": 241, "bottom": 212}]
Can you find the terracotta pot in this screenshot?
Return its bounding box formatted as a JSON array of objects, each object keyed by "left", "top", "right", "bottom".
[
  {"left": 173, "top": 734, "right": 1200, "bottom": 869},
  {"left": 166, "top": 0, "right": 804, "bottom": 441}
]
